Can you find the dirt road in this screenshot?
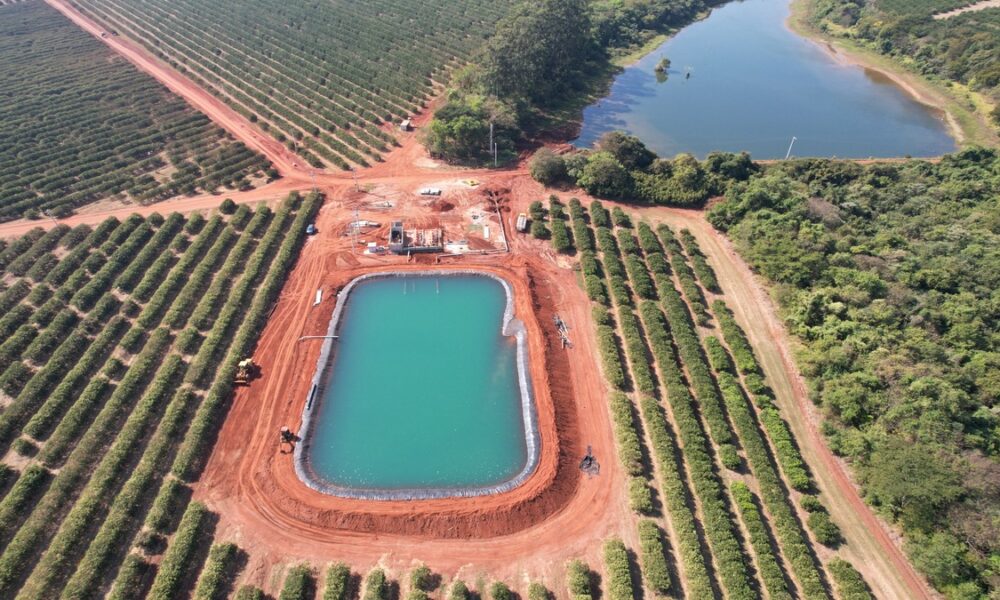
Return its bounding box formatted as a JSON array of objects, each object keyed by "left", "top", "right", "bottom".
[{"left": 636, "top": 205, "right": 937, "bottom": 600}]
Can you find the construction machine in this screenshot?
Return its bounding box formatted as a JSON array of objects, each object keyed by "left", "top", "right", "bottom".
[{"left": 235, "top": 358, "right": 258, "bottom": 385}]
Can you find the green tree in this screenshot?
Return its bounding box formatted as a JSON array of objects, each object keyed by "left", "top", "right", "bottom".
[
  {"left": 577, "top": 152, "right": 633, "bottom": 199},
  {"left": 530, "top": 149, "right": 568, "bottom": 185},
  {"left": 863, "top": 441, "right": 963, "bottom": 531},
  {"left": 598, "top": 131, "right": 655, "bottom": 170},
  {"left": 479, "top": 0, "right": 593, "bottom": 105}
]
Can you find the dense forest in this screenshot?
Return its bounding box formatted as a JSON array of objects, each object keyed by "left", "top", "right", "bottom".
[
  {"left": 808, "top": 0, "right": 1000, "bottom": 127},
  {"left": 708, "top": 147, "right": 1000, "bottom": 598},
  {"left": 426, "top": 0, "right": 726, "bottom": 163}
]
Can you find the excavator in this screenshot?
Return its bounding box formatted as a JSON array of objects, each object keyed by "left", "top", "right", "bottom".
[{"left": 234, "top": 358, "right": 258, "bottom": 385}]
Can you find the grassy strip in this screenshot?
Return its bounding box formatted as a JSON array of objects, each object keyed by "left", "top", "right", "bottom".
[
  {"left": 678, "top": 229, "right": 720, "bottom": 293},
  {"left": 827, "top": 559, "right": 874, "bottom": 600},
  {"left": 16, "top": 354, "right": 187, "bottom": 598},
  {"left": 712, "top": 367, "right": 829, "bottom": 598},
  {"left": 173, "top": 193, "right": 318, "bottom": 479},
  {"left": 324, "top": 563, "right": 351, "bottom": 600},
  {"left": 279, "top": 565, "right": 316, "bottom": 600},
  {"left": 566, "top": 559, "right": 593, "bottom": 600},
  {"left": 637, "top": 520, "right": 672, "bottom": 597},
  {"left": 0, "top": 328, "right": 170, "bottom": 593},
  {"left": 609, "top": 392, "right": 645, "bottom": 477},
  {"left": 636, "top": 395, "right": 714, "bottom": 599},
  {"left": 106, "top": 554, "right": 152, "bottom": 600},
  {"left": 649, "top": 269, "right": 734, "bottom": 451},
  {"left": 730, "top": 482, "right": 794, "bottom": 600},
  {"left": 0, "top": 466, "right": 49, "bottom": 550},
  {"left": 363, "top": 568, "right": 388, "bottom": 600},
  {"left": 234, "top": 586, "right": 266, "bottom": 600},
  {"left": 147, "top": 501, "right": 210, "bottom": 600},
  {"left": 192, "top": 542, "right": 240, "bottom": 600},
  {"left": 656, "top": 224, "right": 709, "bottom": 324},
  {"left": 637, "top": 302, "right": 756, "bottom": 600},
  {"left": 490, "top": 581, "right": 513, "bottom": 600},
  {"left": 528, "top": 582, "right": 550, "bottom": 600},
  {"left": 712, "top": 300, "right": 813, "bottom": 491},
  {"left": 603, "top": 538, "right": 636, "bottom": 600}
]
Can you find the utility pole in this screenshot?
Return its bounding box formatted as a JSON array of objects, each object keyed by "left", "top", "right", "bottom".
[
  {"left": 489, "top": 121, "right": 494, "bottom": 167},
  {"left": 784, "top": 136, "right": 797, "bottom": 160},
  {"left": 351, "top": 207, "right": 360, "bottom": 255}
]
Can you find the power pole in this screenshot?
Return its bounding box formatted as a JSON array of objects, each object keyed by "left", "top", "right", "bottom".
[
  {"left": 351, "top": 207, "right": 360, "bottom": 254},
  {"left": 785, "top": 136, "right": 797, "bottom": 160}
]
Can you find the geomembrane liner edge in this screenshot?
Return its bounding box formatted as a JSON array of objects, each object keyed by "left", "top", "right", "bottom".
[{"left": 293, "top": 270, "right": 541, "bottom": 500}]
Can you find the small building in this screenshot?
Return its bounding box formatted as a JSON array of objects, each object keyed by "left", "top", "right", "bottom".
[
  {"left": 388, "top": 220, "right": 443, "bottom": 255},
  {"left": 388, "top": 221, "right": 405, "bottom": 253},
  {"left": 399, "top": 119, "right": 412, "bottom": 132},
  {"left": 515, "top": 213, "right": 528, "bottom": 233}
]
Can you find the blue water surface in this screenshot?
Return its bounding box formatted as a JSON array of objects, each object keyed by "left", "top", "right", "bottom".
[{"left": 574, "top": 0, "right": 956, "bottom": 158}]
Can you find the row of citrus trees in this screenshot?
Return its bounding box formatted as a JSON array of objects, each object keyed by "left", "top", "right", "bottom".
[
  {"left": 0, "top": 1, "right": 272, "bottom": 221},
  {"left": 0, "top": 192, "right": 319, "bottom": 599},
  {"left": 66, "top": 0, "right": 514, "bottom": 169},
  {"left": 545, "top": 198, "right": 873, "bottom": 600}
]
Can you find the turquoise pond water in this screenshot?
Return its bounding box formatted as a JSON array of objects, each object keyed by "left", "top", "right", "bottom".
[
  {"left": 305, "top": 275, "right": 529, "bottom": 491},
  {"left": 573, "top": 0, "right": 956, "bottom": 159}
]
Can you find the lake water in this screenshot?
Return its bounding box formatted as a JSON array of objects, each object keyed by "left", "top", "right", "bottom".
[
  {"left": 573, "top": 0, "right": 956, "bottom": 159},
  {"left": 305, "top": 274, "right": 528, "bottom": 492}
]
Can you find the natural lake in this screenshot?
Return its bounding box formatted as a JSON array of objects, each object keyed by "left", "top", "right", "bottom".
[
  {"left": 304, "top": 274, "right": 529, "bottom": 495},
  {"left": 573, "top": 0, "right": 956, "bottom": 159}
]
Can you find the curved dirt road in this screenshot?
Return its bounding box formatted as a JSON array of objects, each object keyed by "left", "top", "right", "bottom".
[{"left": 637, "top": 204, "right": 937, "bottom": 600}]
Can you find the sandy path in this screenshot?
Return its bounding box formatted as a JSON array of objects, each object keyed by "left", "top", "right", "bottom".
[
  {"left": 635, "top": 205, "right": 937, "bottom": 600},
  {"left": 934, "top": 0, "right": 1000, "bottom": 18}
]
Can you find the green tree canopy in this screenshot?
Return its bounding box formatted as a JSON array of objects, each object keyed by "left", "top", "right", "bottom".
[{"left": 478, "top": 0, "right": 594, "bottom": 105}]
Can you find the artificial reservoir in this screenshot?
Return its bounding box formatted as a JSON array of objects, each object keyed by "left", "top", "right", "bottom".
[{"left": 296, "top": 272, "right": 537, "bottom": 499}]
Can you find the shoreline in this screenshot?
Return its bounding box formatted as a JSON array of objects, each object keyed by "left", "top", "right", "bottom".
[{"left": 786, "top": 0, "right": 997, "bottom": 148}]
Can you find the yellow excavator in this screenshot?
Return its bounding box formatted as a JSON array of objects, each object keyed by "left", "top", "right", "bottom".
[{"left": 234, "top": 358, "right": 258, "bottom": 385}]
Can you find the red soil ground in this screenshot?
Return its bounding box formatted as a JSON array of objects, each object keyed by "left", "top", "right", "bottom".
[
  {"left": 197, "top": 209, "right": 629, "bottom": 586},
  {"left": 6, "top": 4, "right": 937, "bottom": 597}
]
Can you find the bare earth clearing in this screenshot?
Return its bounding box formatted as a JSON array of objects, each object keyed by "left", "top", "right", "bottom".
[{"left": 1, "top": 2, "right": 937, "bottom": 598}]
